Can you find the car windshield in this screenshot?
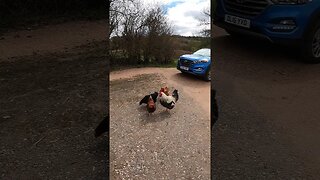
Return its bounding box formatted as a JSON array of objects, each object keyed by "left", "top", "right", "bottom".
[{"left": 193, "top": 49, "right": 210, "bottom": 57}]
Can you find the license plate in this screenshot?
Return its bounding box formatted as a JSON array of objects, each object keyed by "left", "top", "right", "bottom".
[
  {"left": 225, "top": 14, "right": 250, "bottom": 28},
  {"left": 180, "top": 66, "right": 189, "bottom": 71}
]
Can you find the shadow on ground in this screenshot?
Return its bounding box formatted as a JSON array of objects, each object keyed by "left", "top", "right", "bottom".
[
  {"left": 0, "top": 42, "right": 109, "bottom": 179},
  {"left": 212, "top": 27, "right": 320, "bottom": 179}
]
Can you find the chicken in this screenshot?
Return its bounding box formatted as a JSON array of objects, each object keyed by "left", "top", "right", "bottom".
[
  {"left": 159, "top": 88, "right": 179, "bottom": 110},
  {"left": 160, "top": 87, "right": 170, "bottom": 96},
  {"left": 211, "top": 89, "right": 219, "bottom": 129},
  {"left": 147, "top": 95, "right": 156, "bottom": 114},
  {"left": 139, "top": 92, "right": 158, "bottom": 105},
  {"left": 94, "top": 115, "right": 109, "bottom": 138}
]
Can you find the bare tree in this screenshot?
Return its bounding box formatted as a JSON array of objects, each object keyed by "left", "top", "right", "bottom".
[
  {"left": 120, "top": 1, "right": 147, "bottom": 64},
  {"left": 109, "top": 1, "right": 175, "bottom": 66},
  {"left": 198, "top": 7, "right": 211, "bottom": 37},
  {"left": 109, "top": 0, "right": 144, "bottom": 65},
  {"left": 143, "top": 6, "right": 174, "bottom": 64}
]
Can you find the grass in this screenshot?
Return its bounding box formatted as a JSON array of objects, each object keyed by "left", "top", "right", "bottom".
[
  {"left": 110, "top": 59, "right": 178, "bottom": 71},
  {"left": 109, "top": 35, "right": 210, "bottom": 72},
  {"left": 0, "top": 8, "right": 105, "bottom": 34}
]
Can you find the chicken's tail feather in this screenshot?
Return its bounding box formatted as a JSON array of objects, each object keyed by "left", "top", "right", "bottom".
[
  {"left": 172, "top": 89, "right": 179, "bottom": 102},
  {"left": 139, "top": 95, "right": 149, "bottom": 105}
]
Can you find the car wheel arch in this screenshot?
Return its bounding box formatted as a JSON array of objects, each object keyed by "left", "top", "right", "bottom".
[{"left": 303, "top": 9, "right": 320, "bottom": 39}]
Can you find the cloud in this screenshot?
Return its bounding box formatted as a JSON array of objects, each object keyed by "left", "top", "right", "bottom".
[
  {"left": 141, "top": 0, "right": 210, "bottom": 36},
  {"left": 162, "top": 1, "right": 184, "bottom": 13},
  {"left": 166, "top": 0, "right": 184, "bottom": 8},
  {"left": 165, "top": 0, "right": 210, "bottom": 36},
  {"left": 184, "top": 10, "right": 203, "bottom": 19}
]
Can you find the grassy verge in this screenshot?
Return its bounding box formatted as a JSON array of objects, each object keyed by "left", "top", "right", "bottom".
[
  {"left": 110, "top": 59, "right": 178, "bottom": 71},
  {"left": 0, "top": 8, "right": 105, "bottom": 34}
]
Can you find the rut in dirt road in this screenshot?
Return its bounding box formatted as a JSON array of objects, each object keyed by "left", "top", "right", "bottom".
[
  {"left": 110, "top": 73, "right": 210, "bottom": 179},
  {"left": 212, "top": 25, "right": 320, "bottom": 179}
]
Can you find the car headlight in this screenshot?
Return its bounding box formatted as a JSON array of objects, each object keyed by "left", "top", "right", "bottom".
[
  {"left": 271, "top": 0, "right": 311, "bottom": 4},
  {"left": 195, "top": 59, "right": 209, "bottom": 63}
]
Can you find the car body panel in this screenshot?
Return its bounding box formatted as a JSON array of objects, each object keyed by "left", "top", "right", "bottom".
[
  {"left": 177, "top": 48, "right": 211, "bottom": 77},
  {"left": 214, "top": 0, "right": 320, "bottom": 44}
]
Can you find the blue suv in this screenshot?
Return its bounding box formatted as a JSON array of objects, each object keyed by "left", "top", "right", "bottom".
[
  {"left": 214, "top": 0, "right": 320, "bottom": 63},
  {"left": 177, "top": 48, "right": 211, "bottom": 81}
]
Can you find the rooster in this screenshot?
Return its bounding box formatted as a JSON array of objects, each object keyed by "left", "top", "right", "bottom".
[
  {"left": 147, "top": 95, "right": 156, "bottom": 115},
  {"left": 160, "top": 87, "right": 170, "bottom": 96},
  {"left": 159, "top": 88, "right": 179, "bottom": 110},
  {"left": 94, "top": 115, "right": 109, "bottom": 138},
  {"left": 139, "top": 92, "right": 158, "bottom": 105}
]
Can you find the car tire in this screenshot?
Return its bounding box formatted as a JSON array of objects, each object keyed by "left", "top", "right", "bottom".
[
  {"left": 204, "top": 69, "right": 211, "bottom": 81},
  {"left": 225, "top": 29, "right": 241, "bottom": 38},
  {"left": 301, "top": 21, "right": 320, "bottom": 63}
]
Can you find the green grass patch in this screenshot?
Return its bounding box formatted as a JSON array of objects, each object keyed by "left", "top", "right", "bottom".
[{"left": 110, "top": 59, "right": 178, "bottom": 72}]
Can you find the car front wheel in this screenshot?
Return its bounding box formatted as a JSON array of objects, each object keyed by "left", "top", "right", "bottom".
[
  {"left": 225, "top": 29, "right": 242, "bottom": 38},
  {"left": 204, "top": 69, "right": 211, "bottom": 81},
  {"left": 302, "top": 21, "right": 320, "bottom": 63}
]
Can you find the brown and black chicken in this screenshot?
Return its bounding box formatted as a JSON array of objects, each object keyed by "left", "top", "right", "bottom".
[{"left": 147, "top": 95, "right": 156, "bottom": 115}]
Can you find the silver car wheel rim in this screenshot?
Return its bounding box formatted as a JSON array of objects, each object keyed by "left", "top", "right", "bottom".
[{"left": 312, "top": 28, "right": 320, "bottom": 58}]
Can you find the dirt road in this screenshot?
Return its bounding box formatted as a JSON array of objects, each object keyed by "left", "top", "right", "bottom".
[
  {"left": 110, "top": 68, "right": 210, "bottom": 179},
  {"left": 0, "top": 20, "right": 106, "bottom": 61},
  {"left": 110, "top": 68, "right": 210, "bottom": 115},
  {"left": 0, "top": 21, "right": 108, "bottom": 179},
  {"left": 212, "top": 25, "right": 320, "bottom": 179}
]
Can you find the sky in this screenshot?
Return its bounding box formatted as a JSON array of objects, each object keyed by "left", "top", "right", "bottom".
[{"left": 141, "top": 0, "right": 210, "bottom": 36}]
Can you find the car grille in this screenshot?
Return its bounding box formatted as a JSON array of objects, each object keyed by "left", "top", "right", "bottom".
[
  {"left": 224, "top": 0, "right": 270, "bottom": 18},
  {"left": 180, "top": 58, "right": 193, "bottom": 67}
]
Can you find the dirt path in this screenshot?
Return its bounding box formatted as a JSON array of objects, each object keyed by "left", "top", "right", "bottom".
[
  {"left": 110, "top": 68, "right": 210, "bottom": 179},
  {"left": 212, "top": 25, "right": 320, "bottom": 178},
  {"left": 0, "top": 20, "right": 107, "bottom": 61},
  {"left": 0, "top": 21, "right": 109, "bottom": 179},
  {"left": 110, "top": 67, "right": 210, "bottom": 116}
]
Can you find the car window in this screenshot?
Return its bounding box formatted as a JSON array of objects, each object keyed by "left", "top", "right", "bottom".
[{"left": 193, "top": 49, "right": 211, "bottom": 57}]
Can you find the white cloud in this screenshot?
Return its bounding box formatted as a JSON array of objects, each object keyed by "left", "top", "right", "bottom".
[{"left": 141, "top": 0, "right": 210, "bottom": 36}]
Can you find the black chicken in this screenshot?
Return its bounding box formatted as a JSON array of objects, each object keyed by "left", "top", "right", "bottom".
[
  {"left": 139, "top": 92, "right": 158, "bottom": 105},
  {"left": 211, "top": 89, "right": 219, "bottom": 128},
  {"left": 94, "top": 115, "right": 109, "bottom": 138}
]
